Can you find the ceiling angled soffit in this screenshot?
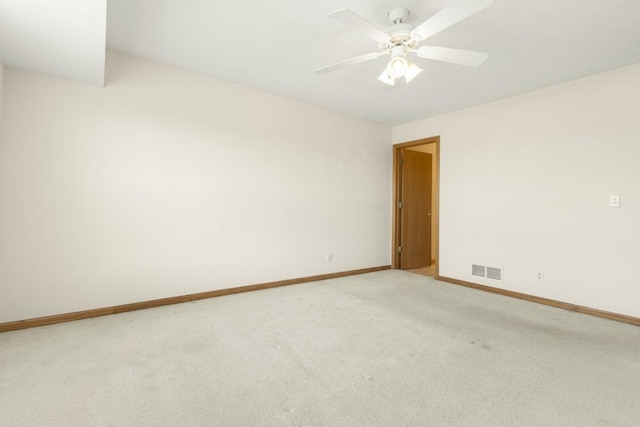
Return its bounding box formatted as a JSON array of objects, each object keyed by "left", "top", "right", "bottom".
[{"left": 0, "top": 0, "right": 107, "bottom": 86}]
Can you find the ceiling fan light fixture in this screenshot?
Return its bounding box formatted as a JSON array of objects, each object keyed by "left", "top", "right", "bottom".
[
  {"left": 317, "top": 1, "right": 493, "bottom": 86},
  {"left": 404, "top": 62, "right": 423, "bottom": 83},
  {"left": 377, "top": 69, "right": 395, "bottom": 86},
  {"left": 388, "top": 57, "right": 408, "bottom": 78}
]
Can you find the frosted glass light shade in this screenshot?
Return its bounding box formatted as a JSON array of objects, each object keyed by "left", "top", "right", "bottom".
[
  {"left": 377, "top": 69, "right": 395, "bottom": 86},
  {"left": 388, "top": 57, "right": 408, "bottom": 78},
  {"left": 404, "top": 62, "right": 423, "bottom": 83}
]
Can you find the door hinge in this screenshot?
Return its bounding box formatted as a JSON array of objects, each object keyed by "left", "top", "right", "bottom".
[
  {"left": 399, "top": 158, "right": 404, "bottom": 166},
  {"left": 398, "top": 246, "right": 402, "bottom": 253},
  {"left": 398, "top": 201, "right": 403, "bottom": 209}
]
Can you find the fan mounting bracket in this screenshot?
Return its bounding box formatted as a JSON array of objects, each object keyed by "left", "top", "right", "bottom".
[{"left": 387, "top": 7, "right": 409, "bottom": 25}]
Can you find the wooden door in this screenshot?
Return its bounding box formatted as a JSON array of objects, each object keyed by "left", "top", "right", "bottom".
[{"left": 399, "top": 149, "right": 432, "bottom": 269}]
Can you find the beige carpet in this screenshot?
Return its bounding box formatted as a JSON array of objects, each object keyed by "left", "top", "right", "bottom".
[{"left": 1, "top": 270, "right": 639, "bottom": 426}]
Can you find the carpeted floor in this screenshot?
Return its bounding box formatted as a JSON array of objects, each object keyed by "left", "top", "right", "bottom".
[{"left": 1, "top": 270, "right": 639, "bottom": 426}]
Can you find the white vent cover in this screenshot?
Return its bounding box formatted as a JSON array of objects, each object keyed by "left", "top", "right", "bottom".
[
  {"left": 472, "top": 264, "right": 486, "bottom": 277},
  {"left": 486, "top": 266, "right": 503, "bottom": 281},
  {"left": 472, "top": 264, "right": 503, "bottom": 281}
]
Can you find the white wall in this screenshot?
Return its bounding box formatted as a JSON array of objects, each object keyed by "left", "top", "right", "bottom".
[
  {"left": 0, "top": 52, "right": 392, "bottom": 322},
  {"left": 394, "top": 63, "right": 640, "bottom": 318}
]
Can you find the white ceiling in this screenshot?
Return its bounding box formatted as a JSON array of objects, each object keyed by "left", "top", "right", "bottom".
[{"left": 2, "top": 1, "right": 640, "bottom": 124}]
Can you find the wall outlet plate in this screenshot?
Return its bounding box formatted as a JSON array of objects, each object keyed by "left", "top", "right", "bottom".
[{"left": 609, "top": 195, "right": 621, "bottom": 207}]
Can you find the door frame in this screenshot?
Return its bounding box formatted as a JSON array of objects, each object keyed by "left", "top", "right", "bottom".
[{"left": 392, "top": 136, "right": 440, "bottom": 275}]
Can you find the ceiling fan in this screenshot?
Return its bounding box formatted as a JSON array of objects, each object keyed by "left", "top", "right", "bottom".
[{"left": 315, "top": 0, "right": 493, "bottom": 86}]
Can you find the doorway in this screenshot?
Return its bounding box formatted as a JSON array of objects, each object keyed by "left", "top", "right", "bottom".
[{"left": 392, "top": 137, "right": 439, "bottom": 277}]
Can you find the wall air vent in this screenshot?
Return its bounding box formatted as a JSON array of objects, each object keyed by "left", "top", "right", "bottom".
[
  {"left": 486, "top": 266, "right": 503, "bottom": 281},
  {"left": 472, "top": 264, "right": 486, "bottom": 277}
]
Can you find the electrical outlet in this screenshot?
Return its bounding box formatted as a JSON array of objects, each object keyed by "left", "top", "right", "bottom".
[
  {"left": 609, "top": 195, "right": 621, "bottom": 207},
  {"left": 327, "top": 252, "right": 333, "bottom": 262},
  {"left": 536, "top": 272, "right": 544, "bottom": 281}
]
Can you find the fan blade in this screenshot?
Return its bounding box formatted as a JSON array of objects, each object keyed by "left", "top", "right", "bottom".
[
  {"left": 411, "top": 0, "right": 493, "bottom": 41},
  {"left": 415, "top": 46, "right": 488, "bottom": 67},
  {"left": 315, "top": 52, "right": 385, "bottom": 75},
  {"left": 329, "top": 9, "right": 390, "bottom": 43}
]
